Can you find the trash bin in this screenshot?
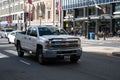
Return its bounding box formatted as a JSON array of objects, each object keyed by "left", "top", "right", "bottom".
[{"left": 88, "top": 32, "right": 95, "bottom": 39}]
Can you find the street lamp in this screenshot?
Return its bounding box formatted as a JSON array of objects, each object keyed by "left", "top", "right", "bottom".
[
  {"left": 39, "top": 16, "right": 42, "bottom": 25},
  {"left": 86, "top": 0, "right": 90, "bottom": 39}
]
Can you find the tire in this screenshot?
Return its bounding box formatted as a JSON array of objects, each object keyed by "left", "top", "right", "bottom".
[
  {"left": 37, "top": 48, "right": 45, "bottom": 64},
  {"left": 1, "top": 36, "right": 3, "bottom": 38},
  {"left": 70, "top": 55, "right": 79, "bottom": 63},
  {"left": 17, "top": 42, "right": 24, "bottom": 57},
  {"left": 8, "top": 38, "right": 11, "bottom": 44}
]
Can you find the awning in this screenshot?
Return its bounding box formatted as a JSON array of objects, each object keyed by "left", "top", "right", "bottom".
[
  {"left": 74, "top": 16, "right": 99, "bottom": 21},
  {"left": 113, "top": 15, "right": 120, "bottom": 19},
  {"left": 17, "top": 23, "right": 23, "bottom": 27},
  {"left": 0, "top": 24, "right": 8, "bottom": 27},
  {"left": 100, "top": 14, "right": 112, "bottom": 19},
  {"left": 11, "top": 23, "right": 17, "bottom": 26},
  {"left": 75, "top": 17, "right": 88, "bottom": 21},
  {"left": 113, "top": 11, "right": 120, "bottom": 15},
  {"left": 90, "top": 16, "right": 99, "bottom": 20}
]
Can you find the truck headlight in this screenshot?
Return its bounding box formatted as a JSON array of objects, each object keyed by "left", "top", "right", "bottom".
[
  {"left": 78, "top": 39, "right": 81, "bottom": 47},
  {"left": 45, "top": 40, "right": 51, "bottom": 48}
]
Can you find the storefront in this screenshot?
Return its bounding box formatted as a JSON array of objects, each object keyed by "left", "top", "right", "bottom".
[
  {"left": 62, "top": 0, "right": 120, "bottom": 37},
  {"left": 113, "top": 2, "right": 120, "bottom": 35}
]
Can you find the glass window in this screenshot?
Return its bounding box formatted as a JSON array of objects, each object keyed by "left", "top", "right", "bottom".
[
  {"left": 48, "top": 11, "right": 50, "bottom": 19},
  {"left": 75, "top": 8, "right": 84, "bottom": 18},
  {"left": 115, "top": 3, "right": 120, "bottom": 12},
  {"left": 106, "top": 4, "right": 110, "bottom": 14},
  {"left": 30, "top": 28, "right": 37, "bottom": 37},
  {"left": 106, "top": 0, "right": 110, "bottom": 2},
  {"left": 89, "top": 7, "right": 96, "bottom": 15},
  {"left": 38, "top": 27, "right": 67, "bottom": 36},
  {"left": 27, "top": 27, "right": 32, "bottom": 35}
]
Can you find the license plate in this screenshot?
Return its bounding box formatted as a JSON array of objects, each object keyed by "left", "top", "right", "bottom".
[{"left": 64, "top": 56, "right": 70, "bottom": 61}]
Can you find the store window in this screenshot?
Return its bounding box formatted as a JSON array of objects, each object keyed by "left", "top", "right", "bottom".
[
  {"left": 115, "top": 3, "right": 120, "bottom": 12},
  {"left": 98, "top": 4, "right": 110, "bottom": 15},
  {"left": 106, "top": 4, "right": 110, "bottom": 14},
  {"left": 89, "top": 7, "right": 96, "bottom": 15},
  {"left": 75, "top": 8, "right": 84, "bottom": 18},
  {"left": 48, "top": 11, "right": 50, "bottom": 19},
  {"left": 115, "top": 19, "right": 120, "bottom": 30}
]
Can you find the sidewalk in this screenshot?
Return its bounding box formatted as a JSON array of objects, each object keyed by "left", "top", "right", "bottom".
[{"left": 80, "top": 36, "right": 120, "bottom": 57}]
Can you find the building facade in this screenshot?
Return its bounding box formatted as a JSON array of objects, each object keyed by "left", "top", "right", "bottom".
[
  {"left": 0, "top": 0, "right": 61, "bottom": 30},
  {"left": 62, "top": 0, "right": 120, "bottom": 37}
]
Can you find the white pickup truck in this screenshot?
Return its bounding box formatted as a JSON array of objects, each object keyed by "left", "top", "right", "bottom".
[{"left": 15, "top": 25, "right": 82, "bottom": 64}]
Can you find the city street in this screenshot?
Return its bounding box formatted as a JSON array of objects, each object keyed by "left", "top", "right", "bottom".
[{"left": 0, "top": 38, "right": 120, "bottom": 80}]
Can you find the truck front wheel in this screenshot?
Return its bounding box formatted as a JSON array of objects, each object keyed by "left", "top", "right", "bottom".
[
  {"left": 70, "top": 55, "right": 79, "bottom": 63},
  {"left": 17, "top": 42, "right": 24, "bottom": 57},
  {"left": 37, "top": 48, "right": 45, "bottom": 64}
]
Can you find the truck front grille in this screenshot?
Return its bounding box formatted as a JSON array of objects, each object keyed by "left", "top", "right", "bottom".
[{"left": 50, "top": 40, "right": 79, "bottom": 49}]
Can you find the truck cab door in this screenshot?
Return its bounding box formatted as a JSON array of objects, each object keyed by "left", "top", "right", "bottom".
[
  {"left": 21, "top": 27, "right": 32, "bottom": 50},
  {"left": 28, "top": 28, "right": 37, "bottom": 53}
]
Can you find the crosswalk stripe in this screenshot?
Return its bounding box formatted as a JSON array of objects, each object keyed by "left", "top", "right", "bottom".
[
  {"left": 0, "top": 44, "right": 13, "bottom": 47},
  {"left": 0, "top": 42, "right": 8, "bottom": 43},
  {"left": 0, "top": 53, "right": 9, "bottom": 58},
  {"left": 4, "top": 50, "right": 17, "bottom": 56}
]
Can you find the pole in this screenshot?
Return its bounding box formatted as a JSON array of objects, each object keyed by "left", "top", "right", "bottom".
[
  {"left": 87, "top": 0, "right": 90, "bottom": 39},
  {"left": 0, "top": 19, "right": 1, "bottom": 30},
  {"left": 39, "top": 17, "right": 41, "bottom": 25},
  {"left": 53, "top": 0, "right": 55, "bottom": 25},
  {"left": 59, "top": 0, "right": 61, "bottom": 27},
  {"left": 39, "top": 2, "right": 42, "bottom": 26},
  {"left": 29, "top": 4, "right": 31, "bottom": 26},
  {"left": 8, "top": 0, "right": 11, "bottom": 27},
  {"left": 23, "top": 0, "right": 27, "bottom": 31}
]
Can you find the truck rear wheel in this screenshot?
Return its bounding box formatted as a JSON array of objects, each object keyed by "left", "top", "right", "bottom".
[
  {"left": 8, "top": 38, "right": 11, "bottom": 44},
  {"left": 17, "top": 42, "right": 24, "bottom": 57}
]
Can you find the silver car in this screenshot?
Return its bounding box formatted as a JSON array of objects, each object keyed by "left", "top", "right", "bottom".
[{"left": 0, "top": 28, "right": 14, "bottom": 38}]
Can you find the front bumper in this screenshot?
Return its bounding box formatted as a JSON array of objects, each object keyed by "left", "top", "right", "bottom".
[{"left": 43, "top": 48, "right": 82, "bottom": 59}]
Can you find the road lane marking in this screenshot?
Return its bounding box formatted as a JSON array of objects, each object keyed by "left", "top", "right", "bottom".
[
  {"left": 0, "top": 53, "right": 9, "bottom": 58},
  {"left": 4, "top": 50, "right": 31, "bottom": 65},
  {"left": 4, "top": 50, "right": 17, "bottom": 56},
  {"left": 19, "top": 60, "right": 31, "bottom": 65}
]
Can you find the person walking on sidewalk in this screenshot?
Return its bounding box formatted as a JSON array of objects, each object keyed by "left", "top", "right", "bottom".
[{"left": 117, "top": 30, "right": 120, "bottom": 37}]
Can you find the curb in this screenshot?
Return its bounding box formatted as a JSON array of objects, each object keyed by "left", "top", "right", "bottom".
[
  {"left": 83, "top": 51, "right": 120, "bottom": 57},
  {"left": 112, "top": 52, "right": 120, "bottom": 57}
]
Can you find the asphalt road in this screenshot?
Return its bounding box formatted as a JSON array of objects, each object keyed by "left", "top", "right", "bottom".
[{"left": 0, "top": 38, "right": 120, "bottom": 80}]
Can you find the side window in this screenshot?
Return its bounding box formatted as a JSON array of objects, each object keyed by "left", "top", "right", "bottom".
[
  {"left": 27, "top": 27, "right": 32, "bottom": 35},
  {"left": 1, "top": 29, "right": 4, "bottom": 32},
  {"left": 30, "top": 28, "right": 37, "bottom": 37},
  {"left": 11, "top": 32, "right": 15, "bottom": 36}
]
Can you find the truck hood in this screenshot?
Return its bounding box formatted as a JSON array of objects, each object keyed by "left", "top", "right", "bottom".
[{"left": 39, "top": 35, "right": 80, "bottom": 41}]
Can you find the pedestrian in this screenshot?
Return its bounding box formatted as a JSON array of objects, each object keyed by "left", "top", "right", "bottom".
[
  {"left": 117, "top": 30, "right": 120, "bottom": 37},
  {"left": 71, "top": 27, "right": 74, "bottom": 35}
]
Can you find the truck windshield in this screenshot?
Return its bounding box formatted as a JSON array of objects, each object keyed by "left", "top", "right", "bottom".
[
  {"left": 6, "top": 29, "right": 14, "bottom": 32},
  {"left": 38, "top": 27, "right": 68, "bottom": 36}
]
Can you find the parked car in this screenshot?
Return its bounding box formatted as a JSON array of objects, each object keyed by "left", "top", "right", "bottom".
[
  {"left": 0, "top": 28, "right": 14, "bottom": 38},
  {"left": 7, "top": 30, "right": 22, "bottom": 44}
]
